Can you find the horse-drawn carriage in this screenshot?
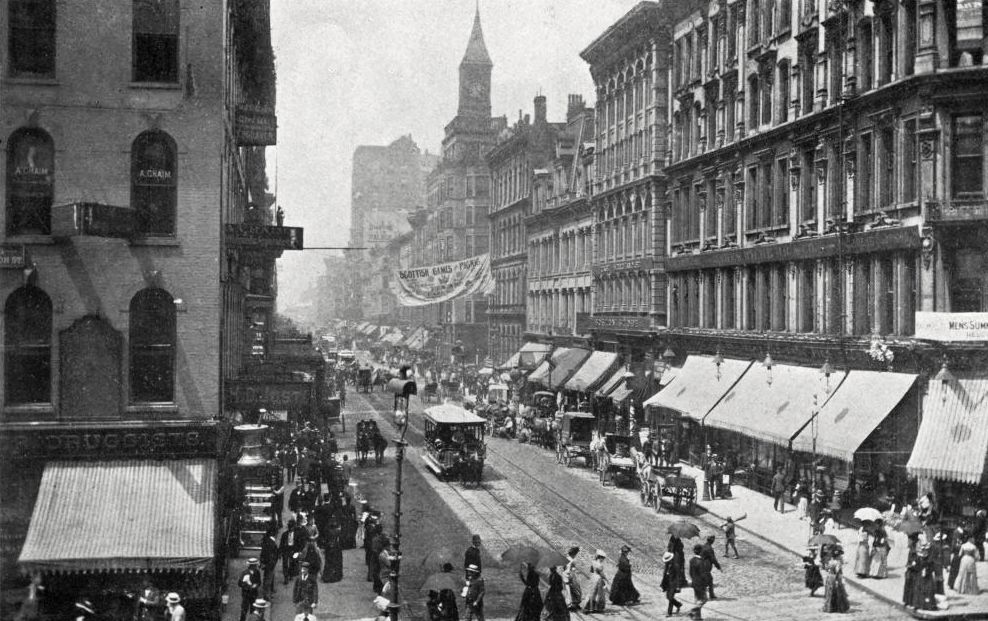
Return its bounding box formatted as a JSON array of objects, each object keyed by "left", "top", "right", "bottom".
[
  {"left": 356, "top": 367, "right": 373, "bottom": 393},
  {"left": 355, "top": 419, "right": 387, "bottom": 465},
  {"left": 638, "top": 464, "right": 698, "bottom": 514},
  {"left": 421, "top": 381, "right": 440, "bottom": 403},
  {"left": 555, "top": 411, "right": 595, "bottom": 467},
  {"left": 421, "top": 404, "right": 486, "bottom": 485},
  {"left": 597, "top": 433, "right": 638, "bottom": 487}
]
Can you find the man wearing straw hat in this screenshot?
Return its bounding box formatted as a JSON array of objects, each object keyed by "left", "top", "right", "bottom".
[
  {"left": 239, "top": 559, "right": 262, "bottom": 621},
  {"left": 165, "top": 593, "right": 185, "bottom": 621},
  {"left": 463, "top": 564, "right": 485, "bottom": 621},
  {"left": 245, "top": 598, "right": 269, "bottom": 621}
]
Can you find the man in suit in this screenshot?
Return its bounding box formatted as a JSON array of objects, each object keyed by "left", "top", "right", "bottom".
[
  {"left": 464, "top": 535, "right": 482, "bottom": 576},
  {"left": 260, "top": 527, "right": 280, "bottom": 597},
  {"left": 771, "top": 469, "right": 787, "bottom": 513},
  {"left": 688, "top": 545, "right": 708, "bottom": 620},
  {"left": 238, "top": 559, "right": 262, "bottom": 621},
  {"left": 463, "top": 564, "right": 485, "bottom": 621},
  {"left": 292, "top": 561, "right": 319, "bottom": 613},
  {"left": 700, "top": 535, "right": 722, "bottom": 600},
  {"left": 279, "top": 518, "right": 297, "bottom": 584}
]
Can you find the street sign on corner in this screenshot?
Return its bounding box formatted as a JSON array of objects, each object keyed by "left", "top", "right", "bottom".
[{"left": 0, "top": 245, "right": 26, "bottom": 269}]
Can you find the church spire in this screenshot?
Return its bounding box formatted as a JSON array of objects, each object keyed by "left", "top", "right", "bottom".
[{"left": 461, "top": 4, "right": 492, "bottom": 67}]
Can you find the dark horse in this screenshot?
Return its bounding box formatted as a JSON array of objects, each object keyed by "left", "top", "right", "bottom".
[
  {"left": 373, "top": 432, "right": 388, "bottom": 465},
  {"left": 356, "top": 430, "right": 371, "bottom": 465},
  {"left": 456, "top": 448, "right": 485, "bottom": 486}
]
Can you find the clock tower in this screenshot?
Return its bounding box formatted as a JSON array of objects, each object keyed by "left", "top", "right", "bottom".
[{"left": 457, "top": 7, "right": 492, "bottom": 120}]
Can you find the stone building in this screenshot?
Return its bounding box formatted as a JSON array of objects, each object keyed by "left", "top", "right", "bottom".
[
  {"left": 0, "top": 0, "right": 291, "bottom": 610},
  {"left": 486, "top": 96, "right": 562, "bottom": 364},
  {"left": 654, "top": 0, "right": 988, "bottom": 510},
  {"left": 580, "top": 1, "right": 700, "bottom": 360},
  {"left": 525, "top": 96, "right": 596, "bottom": 345}
]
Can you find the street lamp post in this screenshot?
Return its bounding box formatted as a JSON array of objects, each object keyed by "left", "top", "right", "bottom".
[{"left": 387, "top": 372, "right": 415, "bottom": 621}]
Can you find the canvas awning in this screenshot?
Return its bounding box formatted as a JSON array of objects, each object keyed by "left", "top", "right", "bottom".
[
  {"left": 424, "top": 404, "right": 487, "bottom": 425},
  {"left": 643, "top": 355, "right": 752, "bottom": 422},
  {"left": 526, "top": 347, "right": 590, "bottom": 390},
  {"left": 908, "top": 376, "right": 988, "bottom": 485},
  {"left": 500, "top": 352, "right": 521, "bottom": 369},
  {"left": 518, "top": 342, "right": 551, "bottom": 369},
  {"left": 703, "top": 362, "right": 835, "bottom": 447},
  {"left": 596, "top": 366, "right": 630, "bottom": 397},
  {"left": 19, "top": 459, "right": 216, "bottom": 574},
  {"left": 790, "top": 370, "right": 915, "bottom": 462},
  {"left": 565, "top": 351, "right": 619, "bottom": 392}
]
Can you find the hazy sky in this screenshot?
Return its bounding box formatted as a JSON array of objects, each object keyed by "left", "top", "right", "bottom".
[{"left": 270, "top": 0, "right": 639, "bottom": 308}]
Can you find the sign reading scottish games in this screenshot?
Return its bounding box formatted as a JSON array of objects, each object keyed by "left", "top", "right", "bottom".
[{"left": 395, "top": 254, "right": 495, "bottom": 306}]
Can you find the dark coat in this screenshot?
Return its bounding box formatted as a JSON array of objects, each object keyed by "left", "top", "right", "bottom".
[
  {"left": 700, "top": 542, "right": 721, "bottom": 572},
  {"left": 464, "top": 545, "right": 482, "bottom": 571},
  {"left": 292, "top": 572, "right": 319, "bottom": 607},
  {"left": 609, "top": 552, "right": 639, "bottom": 605},
  {"left": 689, "top": 556, "right": 709, "bottom": 589},
  {"left": 260, "top": 535, "right": 279, "bottom": 569}
]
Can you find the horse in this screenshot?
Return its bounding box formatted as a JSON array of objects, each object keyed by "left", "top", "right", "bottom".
[
  {"left": 457, "top": 450, "right": 484, "bottom": 486},
  {"left": 373, "top": 432, "right": 388, "bottom": 465},
  {"left": 532, "top": 417, "right": 556, "bottom": 450},
  {"left": 355, "top": 430, "right": 371, "bottom": 466}
]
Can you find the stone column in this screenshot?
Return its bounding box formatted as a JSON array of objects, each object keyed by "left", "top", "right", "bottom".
[{"left": 915, "top": 0, "right": 939, "bottom": 74}]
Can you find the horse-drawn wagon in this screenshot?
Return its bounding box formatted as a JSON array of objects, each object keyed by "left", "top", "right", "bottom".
[
  {"left": 597, "top": 433, "right": 638, "bottom": 487},
  {"left": 355, "top": 419, "right": 387, "bottom": 465},
  {"left": 638, "top": 464, "right": 697, "bottom": 514},
  {"left": 421, "top": 404, "right": 486, "bottom": 485},
  {"left": 356, "top": 367, "right": 373, "bottom": 393},
  {"left": 555, "top": 411, "right": 595, "bottom": 467}
]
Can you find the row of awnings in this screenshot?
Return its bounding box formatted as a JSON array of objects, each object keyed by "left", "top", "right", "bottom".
[
  {"left": 645, "top": 354, "right": 988, "bottom": 486},
  {"left": 19, "top": 459, "right": 216, "bottom": 574}
]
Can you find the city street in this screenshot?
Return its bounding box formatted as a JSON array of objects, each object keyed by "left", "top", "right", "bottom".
[{"left": 344, "top": 386, "right": 906, "bottom": 621}]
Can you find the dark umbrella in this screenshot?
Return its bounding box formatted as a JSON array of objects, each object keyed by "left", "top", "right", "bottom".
[
  {"left": 808, "top": 533, "right": 841, "bottom": 547},
  {"left": 419, "top": 546, "right": 454, "bottom": 569},
  {"left": 896, "top": 518, "right": 925, "bottom": 535},
  {"left": 535, "top": 549, "right": 568, "bottom": 569},
  {"left": 500, "top": 544, "right": 541, "bottom": 567},
  {"left": 419, "top": 572, "right": 460, "bottom": 595},
  {"left": 667, "top": 520, "right": 701, "bottom": 539}
]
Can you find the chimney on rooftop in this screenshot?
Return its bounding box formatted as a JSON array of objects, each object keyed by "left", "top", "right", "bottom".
[
  {"left": 567, "top": 94, "right": 586, "bottom": 121},
  {"left": 534, "top": 94, "right": 547, "bottom": 124}
]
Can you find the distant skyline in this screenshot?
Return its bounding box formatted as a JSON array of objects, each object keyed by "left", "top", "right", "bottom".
[{"left": 269, "top": 0, "right": 640, "bottom": 313}]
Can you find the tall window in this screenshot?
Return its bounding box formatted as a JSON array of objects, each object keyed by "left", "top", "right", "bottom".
[
  {"left": 8, "top": 0, "right": 56, "bottom": 78},
  {"left": 859, "top": 133, "right": 873, "bottom": 212},
  {"left": 4, "top": 286, "right": 52, "bottom": 404},
  {"left": 129, "top": 288, "right": 176, "bottom": 403},
  {"left": 748, "top": 76, "right": 760, "bottom": 129},
  {"left": 761, "top": 162, "right": 774, "bottom": 228},
  {"left": 879, "top": 126, "right": 895, "bottom": 208},
  {"left": 903, "top": 119, "right": 918, "bottom": 203},
  {"left": 775, "top": 158, "right": 790, "bottom": 227},
  {"left": 131, "top": 131, "right": 177, "bottom": 236},
  {"left": 746, "top": 167, "right": 759, "bottom": 230},
  {"left": 799, "top": 262, "right": 815, "bottom": 332},
  {"left": 778, "top": 60, "right": 790, "bottom": 123},
  {"left": 761, "top": 73, "right": 773, "bottom": 126},
  {"left": 858, "top": 21, "right": 873, "bottom": 92},
  {"left": 6, "top": 128, "right": 54, "bottom": 236},
  {"left": 953, "top": 114, "right": 984, "bottom": 198},
  {"left": 801, "top": 147, "right": 816, "bottom": 221},
  {"left": 749, "top": 0, "right": 762, "bottom": 48},
  {"left": 801, "top": 45, "right": 815, "bottom": 115},
  {"left": 724, "top": 174, "right": 738, "bottom": 239},
  {"left": 133, "top": 0, "right": 179, "bottom": 83}
]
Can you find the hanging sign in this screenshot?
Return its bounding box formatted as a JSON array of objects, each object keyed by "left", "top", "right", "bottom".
[{"left": 394, "top": 254, "right": 495, "bottom": 307}]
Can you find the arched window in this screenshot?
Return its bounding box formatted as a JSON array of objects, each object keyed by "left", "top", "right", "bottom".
[
  {"left": 9, "top": 0, "right": 56, "bottom": 77},
  {"left": 5, "top": 286, "right": 52, "bottom": 404},
  {"left": 133, "top": 0, "right": 179, "bottom": 83},
  {"left": 131, "top": 131, "right": 177, "bottom": 236},
  {"left": 129, "top": 288, "right": 176, "bottom": 402},
  {"left": 6, "top": 127, "right": 54, "bottom": 235}
]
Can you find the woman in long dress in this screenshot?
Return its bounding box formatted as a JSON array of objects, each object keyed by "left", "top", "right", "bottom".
[
  {"left": 583, "top": 551, "right": 608, "bottom": 613},
  {"left": 609, "top": 545, "right": 640, "bottom": 606},
  {"left": 909, "top": 544, "right": 938, "bottom": 610},
  {"left": 561, "top": 547, "right": 582, "bottom": 611},
  {"left": 803, "top": 548, "right": 824, "bottom": 596},
  {"left": 869, "top": 521, "right": 891, "bottom": 579},
  {"left": 955, "top": 538, "right": 980, "bottom": 595},
  {"left": 514, "top": 562, "right": 543, "bottom": 621},
  {"left": 541, "top": 566, "right": 570, "bottom": 621},
  {"left": 821, "top": 550, "right": 849, "bottom": 613},
  {"left": 853, "top": 527, "right": 871, "bottom": 578}
]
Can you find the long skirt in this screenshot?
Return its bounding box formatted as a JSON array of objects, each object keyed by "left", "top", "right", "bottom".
[
  {"left": 805, "top": 565, "right": 824, "bottom": 592},
  {"left": 821, "top": 574, "right": 849, "bottom": 613},
  {"left": 609, "top": 570, "right": 639, "bottom": 605},
  {"left": 798, "top": 497, "right": 809, "bottom": 520},
  {"left": 869, "top": 546, "right": 889, "bottom": 578},
  {"left": 541, "top": 589, "right": 570, "bottom": 621},
  {"left": 562, "top": 579, "right": 582, "bottom": 610},
  {"left": 956, "top": 555, "right": 980, "bottom": 595},
  {"left": 910, "top": 573, "right": 938, "bottom": 610},
  {"left": 514, "top": 586, "right": 543, "bottom": 621},
  {"left": 322, "top": 544, "right": 343, "bottom": 583},
  {"left": 854, "top": 542, "right": 871, "bottom": 576},
  {"left": 583, "top": 574, "right": 607, "bottom": 612}
]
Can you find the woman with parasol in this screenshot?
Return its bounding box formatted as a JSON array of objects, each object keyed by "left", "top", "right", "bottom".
[
  {"left": 609, "top": 545, "right": 640, "bottom": 606},
  {"left": 513, "top": 561, "right": 542, "bottom": 621},
  {"left": 821, "top": 548, "right": 849, "bottom": 613},
  {"left": 542, "top": 566, "right": 571, "bottom": 621},
  {"left": 582, "top": 550, "right": 608, "bottom": 613},
  {"left": 667, "top": 520, "right": 699, "bottom": 589},
  {"left": 853, "top": 526, "right": 871, "bottom": 578},
  {"left": 869, "top": 519, "right": 891, "bottom": 579}
]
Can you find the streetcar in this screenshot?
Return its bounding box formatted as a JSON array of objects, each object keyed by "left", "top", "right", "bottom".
[{"left": 422, "top": 404, "right": 487, "bottom": 485}]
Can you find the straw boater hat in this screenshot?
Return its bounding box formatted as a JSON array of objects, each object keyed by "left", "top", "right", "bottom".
[
  {"left": 76, "top": 600, "right": 97, "bottom": 614},
  {"left": 247, "top": 558, "right": 260, "bottom": 566},
  {"left": 466, "top": 564, "right": 480, "bottom": 574},
  {"left": 165, "top": 593, "right": 181, "bottom": 605},
  {"left": 252, "top": 599, "right": 270, "bottom": 609},
  {"left": 595, "top": 549, "right": 607, "bottom": 559},
  {"left": 662, "top": 552, "right": 675, "bottom": 563}
]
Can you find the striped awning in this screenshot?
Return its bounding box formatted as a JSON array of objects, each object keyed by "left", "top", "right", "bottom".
[
  {"left": 19, "top": 459, "right": 216, "bottom": 574},
  {"left": 527, "top": 347, "right": 590, "bottom": 390},
  {"left": 643, "top": 355, "right": 752, "bottom": 422},
  {"left": 565, "top": 351, "right": 620, "bottom": 392},
  {"left": 908, "top": 376, "right": 988, "bottom": 485}
]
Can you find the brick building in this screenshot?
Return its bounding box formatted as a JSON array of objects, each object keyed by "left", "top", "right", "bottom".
[
  {"left": 486, "top": 96, "right": 562, "bottom": 364},
  {"left": 653, "top": 0, "right": 988, "bottom": 510},
  {"left": 0, "top": 0, "right": 292, "bottom": 610}
]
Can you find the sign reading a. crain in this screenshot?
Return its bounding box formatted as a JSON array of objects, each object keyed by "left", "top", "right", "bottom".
[{"left": 915, "top": 312, "right": 988, "bottom": 341}]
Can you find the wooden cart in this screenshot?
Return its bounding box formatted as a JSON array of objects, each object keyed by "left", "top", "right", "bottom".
[
  {"left": 598, "top": 433, "right": 638, "bottom": 487},
  {"left": 555, "top": 411, "right": 595, "bottom": 467},
  {"left": 638, "top": 464, "right": 697, "bottom": 514}
]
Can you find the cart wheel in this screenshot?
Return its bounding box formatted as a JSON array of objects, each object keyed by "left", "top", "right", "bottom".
[{"left": 563, "top": 449, "right": 572, "bottom": 468}]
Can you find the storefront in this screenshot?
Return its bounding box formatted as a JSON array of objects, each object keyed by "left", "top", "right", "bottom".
[
  {"left": 643, "top": 355, "right": 752, "bottom": 465},
  {"left": 907, "top": 375, "right": 988, "bottom": 520}
]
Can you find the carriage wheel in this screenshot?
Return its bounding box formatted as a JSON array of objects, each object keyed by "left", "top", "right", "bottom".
[{"left": 563, "top": 449, "right": 572, "bottom": 468}]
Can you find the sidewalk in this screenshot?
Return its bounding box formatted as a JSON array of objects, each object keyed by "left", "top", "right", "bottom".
[{"left": 682, "top": 463, "right": 988, "bottom": 619}]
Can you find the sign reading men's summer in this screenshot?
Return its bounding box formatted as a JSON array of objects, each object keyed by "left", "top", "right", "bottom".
[{"left": 395, "top": 254, "right": 495, "bottom": 306}]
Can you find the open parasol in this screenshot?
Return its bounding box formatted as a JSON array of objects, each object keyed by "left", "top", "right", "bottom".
[
  {"left": 896, "top": 517, "right": 925, "bottom": 535},
  {"left": 419, "top": 571, "right": 460, "bottom": 595},
  {"left": 808, "top": 533, "right": 841, "bottom": 547},
  {"left": 853, "top": 507, "right": 883, "bottom": 522},
  {"left": 500, "top": 544, "right": 568, "bottom": 569},
  {"left": 667, "top": 520, "right": 701, "bottom": 539}
]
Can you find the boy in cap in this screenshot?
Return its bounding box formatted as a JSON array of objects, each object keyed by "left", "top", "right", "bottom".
[
  {"left": 293, "top": 561, "right": 319, "bottom": 612},
  {"left": 463, "top": 564, "right": 485, "bottom": 621},
  {"left": 239, "top": 559, "right": 262, "bottom": 621}
]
